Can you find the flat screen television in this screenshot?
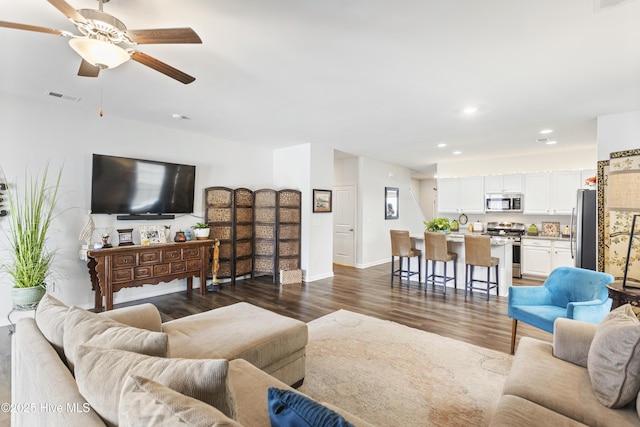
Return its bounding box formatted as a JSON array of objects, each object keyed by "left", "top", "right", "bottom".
[{"left": 91, "top": 154, "right": 196, "bottom": 219}]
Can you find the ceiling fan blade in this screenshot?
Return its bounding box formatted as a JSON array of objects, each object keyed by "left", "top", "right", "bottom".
[
  {"left": 47, "top": 0, "right": 88, "bottom": 24},
  {"left": 126, "top": 28, "right": 202, "bottom": 44},
  {"left": 0, "top": 20, "right": 69, "bottom": 36},
  {"left": 78, "top": 60, "right": 100, "bottom": 77},
  {"left": 130, "top": 51, "right": 195, "bottom": 84}
]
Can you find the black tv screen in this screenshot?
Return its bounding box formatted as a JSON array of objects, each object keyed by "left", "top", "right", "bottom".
[{"left": 91, "top": 154, "right": 196, "bottom": 215}]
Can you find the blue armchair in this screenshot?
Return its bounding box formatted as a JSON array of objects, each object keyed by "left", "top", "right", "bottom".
[{"left": 508, "top": 266, "right": 614, "bottom": 354}]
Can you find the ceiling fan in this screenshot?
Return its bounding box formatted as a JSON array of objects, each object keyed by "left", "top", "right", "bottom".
[{"left": 0, "top": 0, "right": 202, "bottom": 84}]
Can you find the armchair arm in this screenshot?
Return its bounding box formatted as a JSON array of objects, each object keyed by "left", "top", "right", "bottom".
[
  {"left": 552, "top": 317, "right": 598, "bottom": 368},
  {"left": 508, "top": 286, "right": 552, "bottom": 315},
  {"left": 98, "top": 303, "right": 163, "bottom": 332},
  {"left": 567, "top": 298, "right": 612, "bottom": 323}
]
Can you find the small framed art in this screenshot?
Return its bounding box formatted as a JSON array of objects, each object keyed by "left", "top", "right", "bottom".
[
  {"left": 139, "top": 225, "right": 166, "bottom": 245},
  {"left": 385, "top": 187, "right": 399, "bottom": 220},
  {"left": 117, "top": 228, "right": 134, "bottom": 246},
  {"left": 313, "top": 189, "right": 332, "bottom": 213}
]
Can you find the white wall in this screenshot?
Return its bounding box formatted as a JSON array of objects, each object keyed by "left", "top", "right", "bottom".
[
  {"left": 415, "top": 178, "right": 437, "bottom": 221},
  {"left": 597, "top": 110, "right": 640, "bottom": 160},
  {"left": 436, "top": 146, "right": 597, "bottom": 177},
  {"left": 273, "top": 143, "right": 334, "bottom": 282},
  {"left": 0, "top": 93, "right": 275, "bottom": 326},
  {"left": 355, "top": 157, "right": 425, "bottom": 268}
]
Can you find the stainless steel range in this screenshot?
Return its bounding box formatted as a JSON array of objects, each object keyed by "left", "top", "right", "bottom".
[{"left": 484, "top": 222, "right": 525, "bottom": 278}]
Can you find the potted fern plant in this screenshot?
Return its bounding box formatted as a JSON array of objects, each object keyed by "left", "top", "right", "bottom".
[{"left": 3, "top": 164, "right": 62, "bottom": 309}]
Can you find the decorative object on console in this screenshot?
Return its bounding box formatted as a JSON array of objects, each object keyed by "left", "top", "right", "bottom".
[
  {"left": 192, "top": 223, "right": 211, "bottom": 240},
  {"left": 139, "top": 225, "right": 166, "bottom": 245},
  {"left": 174, "top": 230, "right": 186, "bottom": 242},
  {"left": 607, "top": 168, "right": 640, "bottom": 289},
  {"left": 312, "top": 189, "right": 332, "bottom": 213},
  {"left": 3, "top": 163, "right": 62, "bottom": 310},
  {"left": 117, "top": 228, "right": 134, "bottom": 246},
  {"left": 79, "top": 210, "right": 95, "bottom": 247}
]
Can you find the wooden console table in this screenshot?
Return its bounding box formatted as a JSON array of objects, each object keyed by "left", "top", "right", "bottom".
[
  {"left": 606, "top": 281, "right": 640, "bottom": 310},
  {"left": 87, "top": 240, "right": 214, "bottom": 311}
]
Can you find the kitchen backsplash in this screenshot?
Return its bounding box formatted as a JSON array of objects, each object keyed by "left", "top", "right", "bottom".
[{"left": 443, "top": 212, "right": 572, "bottom": 232}]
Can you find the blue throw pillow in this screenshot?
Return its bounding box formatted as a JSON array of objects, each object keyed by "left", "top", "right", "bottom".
[{"left": 267, "top": 387, "right": 355, "bottom": 427}]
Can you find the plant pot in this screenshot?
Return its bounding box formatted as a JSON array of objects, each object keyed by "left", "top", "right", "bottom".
[
  {"left": 193, "top": 228, "right": 211, "bottom": 240},
  {"left": 11, "top": 286, "right": 46, "bottom": 310}
]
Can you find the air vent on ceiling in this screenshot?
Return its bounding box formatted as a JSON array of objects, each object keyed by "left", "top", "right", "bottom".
[
  {"left": 536, "top": 138, "right": 550, "bottom": 144},
  {"left": 594, "top": 0, "right": 639, "bottom": 11},
  {"left": 45, "top": 91, "right": 81, "bottom": 102}
]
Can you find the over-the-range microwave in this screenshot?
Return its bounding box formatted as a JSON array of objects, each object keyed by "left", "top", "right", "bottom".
[{"left": 485, "top": 193, "right": 523, "bottom": 212}]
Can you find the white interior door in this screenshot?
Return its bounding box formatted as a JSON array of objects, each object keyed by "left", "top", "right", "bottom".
[{"left": 333, "top": 185, "right": 356, "bottom": 266}]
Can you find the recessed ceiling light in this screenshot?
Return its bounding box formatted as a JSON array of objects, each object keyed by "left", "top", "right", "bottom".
[
  {"left": 453, "top": 151, "right": 462, "bottom": 155},
  {"left": 462, "top": 106, "right": 478, "bottom": 114},
  {"left": 437, "top": 143, "right": 447, "bottom": 148},
  {"left": 172, "top": 113, "right": 191, "bottom": 120},
  {"left": 546, "top": 140, "right": 558, "bottom": 145},
  {"left": 540, "top": 129, "right": 553, "bottom": 134}
]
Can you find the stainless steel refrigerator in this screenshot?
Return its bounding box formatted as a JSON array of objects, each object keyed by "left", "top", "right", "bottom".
[{"left": 571, "top": 189, "right": 597, "bottom": 270}]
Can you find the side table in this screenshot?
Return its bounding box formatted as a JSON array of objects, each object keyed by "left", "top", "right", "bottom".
[{"left": 606, "top": 282, "right": 640, "bottom": 310}]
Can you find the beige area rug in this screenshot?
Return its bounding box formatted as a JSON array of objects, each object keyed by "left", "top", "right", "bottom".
[{"left": 298, "top": 310, "right": 512, "bottom": 427}]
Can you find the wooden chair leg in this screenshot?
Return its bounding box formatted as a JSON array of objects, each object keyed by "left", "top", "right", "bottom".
[{"left": 510, "top": 319, "right": 518, "bottom": 355}]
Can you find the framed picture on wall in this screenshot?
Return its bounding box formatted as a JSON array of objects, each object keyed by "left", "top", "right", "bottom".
[
  {"left": 385, "top": 187, "right": 399, "bottom": 219},
  {"left": 313, "top": 189, "right": 332, "bottom": 213}
]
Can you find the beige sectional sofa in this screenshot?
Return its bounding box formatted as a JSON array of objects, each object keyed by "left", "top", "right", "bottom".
[
  {"left": 491, "top": 307, "right": 640, "bottom": 427},
  {"left": 12, "top": 295, "right": 372, "bottom": 426}
]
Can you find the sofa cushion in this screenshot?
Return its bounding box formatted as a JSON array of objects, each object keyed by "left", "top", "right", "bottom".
[
  {"left": 75, "top": 345, "right": 236, "bottom": 427},
  {"left": 588, "top": 304, "right": 640, "bottom": 408},
  {"left": 35, "top": 293, "right": 69, "bottom": 361},
  {"left": 490, "top": 395, "right": 589, "bottom": 427},
  {"left": 119, "top": 375, "right": 242, "bottom": 427},
  {"left": 63, "top": 306, "right": 168, "bottom": 373},
  {"left": 268, "top": 387, "right": 354, "bottom": 427},
  {"left": 503, "top": 337, "right": 640, "bottom": 426}
]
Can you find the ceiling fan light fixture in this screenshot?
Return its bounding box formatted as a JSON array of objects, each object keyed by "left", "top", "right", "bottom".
[{"left": 69, "top": 37, "right": 129, "bottom": 69}]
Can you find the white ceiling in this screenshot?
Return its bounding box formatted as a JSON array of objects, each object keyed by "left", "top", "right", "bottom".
[{"left": 2, "top": 0, "right": 640, "bottom": 178}]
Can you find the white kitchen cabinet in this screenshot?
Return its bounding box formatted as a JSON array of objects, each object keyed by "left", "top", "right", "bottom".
[
  {"left": 523, "top": 173, "right": 551, "bottom": 214},
  {"left": 552, "top": 240, "right": 574, "bottom": 269},
  {"left": 485, "top": 174, "right": 523, "bottom": 193},
  {"left": 522, "top": 238, "right": 575, "bottom": 277},
  {"left": 523, "top": 171, "right": 581, "bottom": 215},
  {"left": 437, "top": 178, "right": 460, "bottom": 213},
  {"left": 460, "top": 176, "right": 485, "bottom": 213},
  {"left": 581, "top": 169, "right": 597, "bottom": 189},
  {"left": 521, "top": 238, "right": 552, "bottom": 276},
  {"left": 437, "top": 176, "right": 484, "bottom": 214},
  {"left": 551, "top": 171, "right": 581, "bottom": 215}
]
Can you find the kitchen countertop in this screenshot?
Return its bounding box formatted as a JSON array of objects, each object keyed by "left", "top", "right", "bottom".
[{"left": 521, "top": 235, "right": 571, "bottom": 241}]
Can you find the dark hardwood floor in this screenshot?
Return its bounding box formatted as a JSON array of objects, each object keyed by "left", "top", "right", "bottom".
[{"left": 0, "top": 262, "right": 551, "bottom": 425}]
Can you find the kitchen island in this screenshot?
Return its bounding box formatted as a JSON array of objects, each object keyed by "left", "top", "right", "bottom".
[{"left": 411, "top": 233, "right": 513, "bottom": 297}]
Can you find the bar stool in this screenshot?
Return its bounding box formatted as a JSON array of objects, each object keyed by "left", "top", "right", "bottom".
[
  {"left": 390, "top": 230, "right": 422, "bottom": 285},
  {"left": 423, "top": 231, "right": 457, "bottom": 293},
  {"left": 464, "top": 235, "right": 499, "bottom": 301}
]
